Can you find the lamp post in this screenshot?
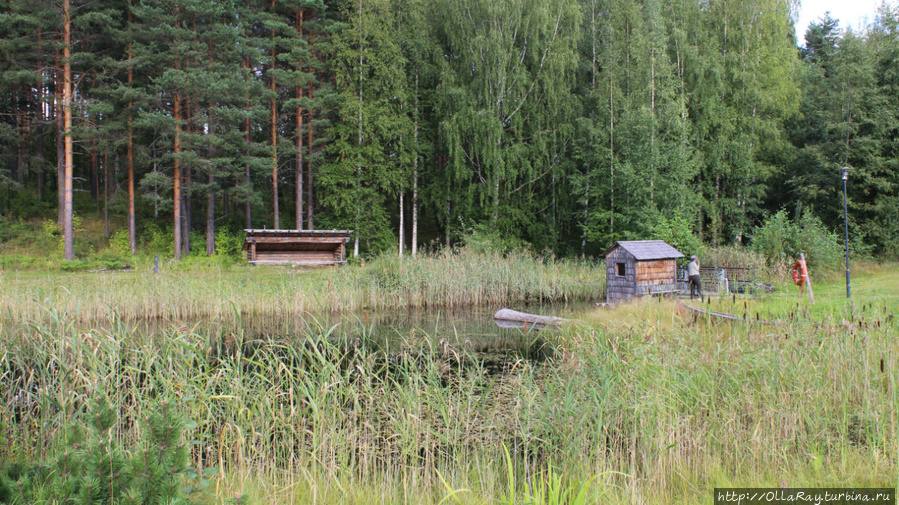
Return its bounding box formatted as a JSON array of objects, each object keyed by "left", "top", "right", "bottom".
[{"left": 840, "top": 167, "right": 852, "bottom": 299}]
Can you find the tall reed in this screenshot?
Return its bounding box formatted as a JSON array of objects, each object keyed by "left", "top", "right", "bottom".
[
  {"left": 1, "top": 293, "right": 894, "bottom": 504},
  {"left": 0, "top": 249, "right": 602, "bottom": 325}
]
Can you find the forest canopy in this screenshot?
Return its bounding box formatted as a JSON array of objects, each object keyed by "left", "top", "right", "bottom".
[{"left": 1, "top": 0, "right": 897, "bottom": 260}]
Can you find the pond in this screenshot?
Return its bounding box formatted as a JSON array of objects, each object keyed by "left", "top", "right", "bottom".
[{"left": 25, "top": 302, "right": 592, "bottom": 373}]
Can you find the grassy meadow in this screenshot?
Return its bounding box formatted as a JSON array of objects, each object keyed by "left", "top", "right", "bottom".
[{"left": 0, "top": 255, "right": 896, "bottom": 504}]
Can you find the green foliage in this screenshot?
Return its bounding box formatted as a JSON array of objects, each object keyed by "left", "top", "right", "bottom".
[
  {"left": 459, "top": 223, "right": 531, "bottom": 256},
  {"left": 650, "top": 213, "right": 701, "bottom": 260},
  {"left": 214, "top": 228, "right": 245, "bottom": 262},
  {"left": 750, "top": 209, "right": 842, "bottom": 270},
  {"left": 108, "top": 229, "right": 131, "bottom": 256},
  {"left": 140, "top": 223, "right": 174, "bottom": 257},
  {"left": 0, "top": 218, "right": 58, "bottom": 256},
  {"left": 3, "top": 0, "right": 899, "bottom": 263},
  {"left": 0, "top": 399, "right": 198, "bottom": 505}
]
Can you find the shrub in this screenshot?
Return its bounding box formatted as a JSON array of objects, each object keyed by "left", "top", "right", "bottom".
[
  {"left": 750, "top": 210, "right": 842, "bottom": 271},
  {"left": 140, "top": 223, "right": 173, "bottom": 256},
  {"left": 0, "top": 399, "right": 202, "bottom": 505},
  {"left": 108, "top": 228, "right": 131, "bottom": 256},
  {"left": 460, "top": 223, "right": 531, "bottom": 256},
  {"left": 214, "top": 228, "right": 245, "bottom": 261},
  {"left": 650, "top": 213, "right": 702, "bottom": 259}
]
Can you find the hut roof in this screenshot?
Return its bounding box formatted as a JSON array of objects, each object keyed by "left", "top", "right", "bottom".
[
  {"left": 244, "top": 229, "right": 352, "bottom": 239},
  {"left": 602, "top": 240, "right": 684, "bottom": 260}
]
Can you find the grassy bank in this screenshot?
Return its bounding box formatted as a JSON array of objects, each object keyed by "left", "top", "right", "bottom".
[
  {"left": 1, "top": 266, "right": 896, "bottom": 503},
  {"left": 0, "top": 249, "right": 603, "bottom": 324}
]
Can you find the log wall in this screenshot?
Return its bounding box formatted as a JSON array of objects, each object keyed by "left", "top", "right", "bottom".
[
  {"left": 252, "top": 249, "right": 342, "bottom": 265},
  {"left": 247, "top": 240, "right": 347, "bottom": 265}
]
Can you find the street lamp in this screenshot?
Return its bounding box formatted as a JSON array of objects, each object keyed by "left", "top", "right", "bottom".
[{"left": 840, "top": 166, "right": 853, "bottom": 299}]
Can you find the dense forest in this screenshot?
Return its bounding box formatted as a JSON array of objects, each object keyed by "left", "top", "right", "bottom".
[{"left": 1, "top": 0, "right": 897, "bottom": 260}]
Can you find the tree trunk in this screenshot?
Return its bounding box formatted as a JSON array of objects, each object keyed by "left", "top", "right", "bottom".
[
  {"left": 182, "top": 164, "right": 191, "bottom": 257},
  {"left": 354, "top": 0, "right": 363, "bottom": 257},
  {"left": 295, "top": 9, "right": 305, "bottom": 230},
  {"left": 398, "top": 192, "right": 404, "bottom": 257},
  {"left": 126, "top": 10, "right": 136, "bottom": 254},
  {"left": 57, "top": 50, "right": 64, "bottom": 229},
  {"left": 182, "top": 101, "right": 194, "bottom": 257},
  {"left": 244, "top": 62, "right": 252, "bottom": 229},
  {"left": 127, "top": 115, "right": 136, "bottom": 253},
  {"left": 91, "top": 142, "right": 99, "bottom": 215},
  {"left": 609, "top": 50, "right": 615, "bottom": 236},
  {"left": 62, "top": 0, "right": 74, "bottom": 261},
  {"left": 306, "top": 85, "right": 314, "bottom": 230},
  {"left": 270, "top": 2, "right": 279, "bottom": 229},
  {"left": 173, "top": 95, "right": 183, "bottom": 261},
  {"left": 103, "top": 153, "right": 109, "bottom": 239},
  {"left": 206, "top": 117, "right": 216, "bottom": 257},
  {"left": 412, "top": 74, "right": 419, "bottom": 256},
  {"left": 206, "top": 167, "right": 215, "bottom": 256}
]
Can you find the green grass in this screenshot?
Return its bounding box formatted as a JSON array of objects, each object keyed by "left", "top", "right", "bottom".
[
  {"left": 0, "top": 262, "right": 896, "bottom": 504},
  {"left": 685, "top": 262, "right": 899, "bottom": 326}
]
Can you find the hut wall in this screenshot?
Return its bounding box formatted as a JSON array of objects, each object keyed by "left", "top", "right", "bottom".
[
  {"left": 635, "top": 259, "right": 678, "bottom": 294},
  {"left": 252, "top": 249, "right": 340, "bottom": 264},
  {"left": 605, "top": 247, "right": 637, "bottom": 304}
]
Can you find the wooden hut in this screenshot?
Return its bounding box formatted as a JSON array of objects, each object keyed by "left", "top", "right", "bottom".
[
  {"left": 602, "top": 240, "right": 684, "bottom": 304},
  {"left": 244, "top": 229, "right": 352, "bottom": 266}
]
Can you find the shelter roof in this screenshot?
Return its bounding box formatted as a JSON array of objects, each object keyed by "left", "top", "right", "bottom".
[
  {"left": 245, "top": 229, "right": 352, "bottom": 239},
  {"left": 602, "top": 240, "right": 684, "bottom": 260}
]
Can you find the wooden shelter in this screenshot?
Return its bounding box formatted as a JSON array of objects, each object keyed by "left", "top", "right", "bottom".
[
  {"left": 602, "top": 240, "right": 684, "bottom": 304},
  {"left": 244, "top": 229, "right": 352, "bottom": 266}
]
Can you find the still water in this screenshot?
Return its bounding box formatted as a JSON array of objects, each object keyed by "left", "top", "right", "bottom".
[{"left": 85, "top": 302, "right": 591, "bottom": 367}]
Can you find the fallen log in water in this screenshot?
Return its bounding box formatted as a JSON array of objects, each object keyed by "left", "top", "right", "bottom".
[{"left": 493, "top": 308, "right": 568, "bottom": 330}]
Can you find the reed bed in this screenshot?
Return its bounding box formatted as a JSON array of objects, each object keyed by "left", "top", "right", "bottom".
[
  {"left": 0, "top": 249, "right": 602, "bottom": 325},
  {"left": 1, "top": 290, "right": 895, "bottom": 504}
]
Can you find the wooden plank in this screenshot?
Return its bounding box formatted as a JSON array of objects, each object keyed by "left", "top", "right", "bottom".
[
  {"left": 250, "top": 260, "right": 346, "bottom": 266},
  {"left": 256, "top": 251, "right": 336, "bottom": 260},
  {"left": 247, "top": 236, "right": 348, "bottom": 244}
]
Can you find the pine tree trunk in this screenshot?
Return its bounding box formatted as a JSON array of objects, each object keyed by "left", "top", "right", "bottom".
[
  {"left": 173, "top": 95, "right": 183, "bottom": 261},
  {"left": 650, "top": 47, "right": 656, "bottom": 206},
  {"left": 206, "top": 115, "right": 216, "bottom": 257},
  {"left": 57, "top": 49, "right": 64, "bottom": 230},
  {"left": 207, "top": 168, "right": 215, "bottom": 256},
  {"left": 270, "top": 2, "right": 279, "bottom": 230},
  {"left": 412, "top": 74, "right": 419, "bottom": 257},
  {"left": 609, "top": 52, "right": 615, "bottom": 236},
  {"left": 398, "top": 192, "right": 404, "bottom": 257},
  {"left": 244, "top": 64, "right": 252, "bottom": 229},
  {"left": 182, "top": 165, "right": 191, "bottom": 257},
  {"left": 126, "top": 9, "right": 136, "bottom": 254},
  {"left": 306, "top": 86, "right": 314, "bottom": 230},
  {"left": 295, "top": 10, "right": 305, "bottom": 230},
  {"left": 103, "top": 153, "right": 109, "bottom": 239},
  {"left": 62, "top": 0, "right": 74, "bottom": 261},
  {"left": 16, "top": 106, "right": 25, "bottom": 186},
  {"left": 354, "top": 0, "right": 363, "bottom": 257},
  {"left": 127, "top": 116, "right": 136, "bottom": 253},
  {"left": 181, "top": 104, "right": 193, "bottom": 256},
  {"left": 91, "top": 142, "right": 99, "bottom": 215}
]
